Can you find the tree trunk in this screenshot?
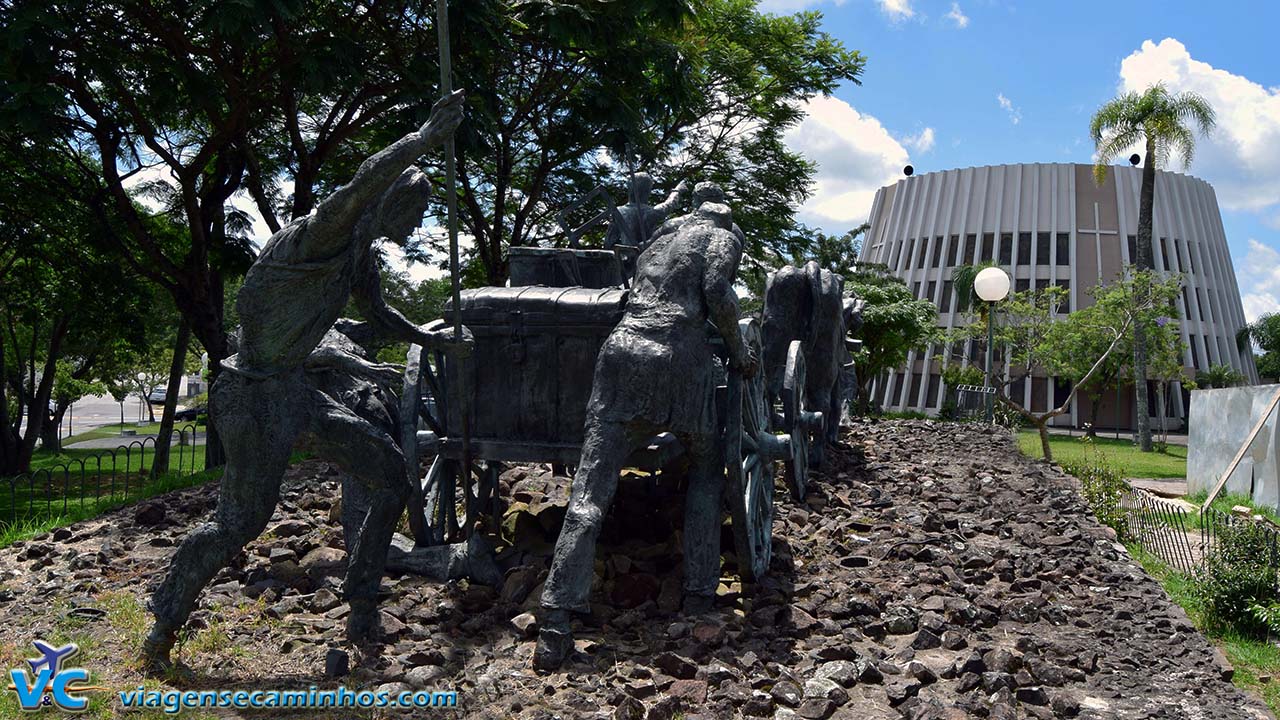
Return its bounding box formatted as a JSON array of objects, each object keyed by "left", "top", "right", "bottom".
[
  {"left": 1038, "top": 421, "right": 1053, "bottom": 462},
  {"left": 1132, "top": 138, "right": 1156, "bottom": 453},
  {"left": 1087, "top": 395, "right": 1099, "bottom": 438},
  {"left": 152, "top": 320, "right": 191, "bottom": 477},
  {"left": 40, "top": 400, "right": 69, "bottom": 454}
]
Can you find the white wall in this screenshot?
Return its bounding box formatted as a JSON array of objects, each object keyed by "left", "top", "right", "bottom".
[{"left": 1188, "top": 385, "right": 1280, "bottom": 509}]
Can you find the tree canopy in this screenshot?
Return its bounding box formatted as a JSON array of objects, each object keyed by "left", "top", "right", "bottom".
[
  {"left": 1239, "top": 313, "right": 1280, "bottom": 381},
  {"left": 945, "top": 271, "right": 1184, "bottom": 461},
  {"left": 844, "top": 265, "right": 938, "bottom": 411}
]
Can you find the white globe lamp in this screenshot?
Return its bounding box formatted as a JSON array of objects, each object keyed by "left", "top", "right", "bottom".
[{"left": 974, "top": 267, "right": 1011, "bottom": 303}]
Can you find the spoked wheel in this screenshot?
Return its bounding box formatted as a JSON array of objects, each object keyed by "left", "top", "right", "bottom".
[
  {"left": 422, "top": 457, "right": 502, "bottom": 545},
  {"left": 782, "top": 341, "right": 823, "bottom": 502},
  {"left": 726, "top": 319, "right": 775, "bottom": 583},
  {"left": 402, "top": 343, "right": 431, "bottom": 545}
]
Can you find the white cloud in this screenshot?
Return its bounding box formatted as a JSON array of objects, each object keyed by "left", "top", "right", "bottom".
[
  {"left": 901, "top": 127, "right": 936, "bottom": 153},
  {"left": 1118, "top": 38, "right": 1280, "bottom": 214},
  {"left": 1238, "top": 239, "right": 1280, "bottom": 321},
  {"left": 945, "top": 2, "right": 969, "bottom": 28},
  {"left": 877, "top": 0, "right": 914, "bottom": 20},
  {"left": 996, "top": 93, "right": 1021, "bottom": 125},
  {"left": 783, "top": 94, "right": 911, "bottom": 230}
]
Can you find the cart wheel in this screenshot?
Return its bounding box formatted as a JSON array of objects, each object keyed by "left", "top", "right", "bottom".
[
  {"left": 782, "top": 341, "right": 812, "bottom": 501},
  {"left": 401, "top": 343, "right": 432, "bottom": 546},
  {"left": 726, "top": 319, "right": 774, "bottom": 583}
]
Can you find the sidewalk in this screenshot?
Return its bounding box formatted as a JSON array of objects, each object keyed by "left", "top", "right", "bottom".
[
  {"left": 1046, "top": 426, "right": 1189, "bottom": 446},
  {"left": 64, "top": 431, "right": 205, "bottom": 451}
]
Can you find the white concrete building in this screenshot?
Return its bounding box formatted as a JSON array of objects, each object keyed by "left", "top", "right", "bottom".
[{"left": 857, "top": 162, "right": 1259, "bottom": 430}]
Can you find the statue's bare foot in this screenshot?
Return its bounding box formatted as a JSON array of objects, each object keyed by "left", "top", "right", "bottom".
[
  {"left": 141, "top": 627, "right": 177, "bottom": 678},
  {"left": 346, "top": 600, "right": 379, "bottom": 646},
  {"left": 533, "top": 610, "right": 573, "bottom": 672},
  {"left": 683, "top": 592, "right": 715, "bottom": 615}
]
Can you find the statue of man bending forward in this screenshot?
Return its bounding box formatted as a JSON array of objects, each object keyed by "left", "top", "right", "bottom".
[
  {"left": 535, "top": 202, "right": 756, "bottom": 670},
  {"left": 142, "top": 91, "right": 466, "bottom": 672}
]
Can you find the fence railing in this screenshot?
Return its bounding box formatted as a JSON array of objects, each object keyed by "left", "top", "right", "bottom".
[
  {"left": 1075, "top": 462, "right": 1280, "bottom": 576},
  {"left": 0, "top": 424, "right": 204, "bottom": 531}
]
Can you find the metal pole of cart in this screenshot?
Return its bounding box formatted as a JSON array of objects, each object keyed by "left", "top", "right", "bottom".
[{"left": 437, "top": 0, "right": 473, "bottom": 538}]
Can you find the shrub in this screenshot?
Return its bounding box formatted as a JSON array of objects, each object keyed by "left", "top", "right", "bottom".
[
  {"left": 1064, "top": 457, "right": 1131, "bottom": 541},
  {"left": 1194, "top": 519, "right": 1280, "bottom": 637}
]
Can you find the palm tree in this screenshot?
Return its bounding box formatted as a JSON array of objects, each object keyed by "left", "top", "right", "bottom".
[{"left": 1091, "top": 83, "right": 1215, "bottom": 452}]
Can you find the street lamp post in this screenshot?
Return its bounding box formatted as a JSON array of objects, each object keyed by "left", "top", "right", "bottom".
[{"left": 974, "top": 267, "right": 1011, "bottom": 424}]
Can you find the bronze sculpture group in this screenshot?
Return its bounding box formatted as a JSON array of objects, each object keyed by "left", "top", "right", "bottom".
[{"left": 142, "top": 87, "right": 864, "bottom": 675}]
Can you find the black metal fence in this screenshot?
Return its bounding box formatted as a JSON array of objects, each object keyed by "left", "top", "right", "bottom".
[
  {"left": 0, "top": 424, "right": 204, "bottom": 531},
  {"left": 1121, "top": 488, "right": 1200, "bottom": 573},
  {"left": 1074, "top": 460, "right": 1280, "bottom": 576}
]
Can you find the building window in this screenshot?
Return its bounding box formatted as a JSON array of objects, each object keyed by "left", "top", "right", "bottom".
[
  {"left": 1171, "top": 238, "right": 1183, "bottom": 272},
  {"left": 1190, "top": 338, "right": 1200, "bottom": 370},
  {"left": 927, "top": 281, "right": 937, "bottom": 304},
  {"left": 917, "top": 239, "right": 928, "bottom": 269},
  {"left": 926, "top": 374, "right": 941, "bottom": 407},
  {"left": 891, "top": 240, "right": 903, "bottom": 270},
  {"left": 1055, "top": 232, "right": 1069, "bottom": 265},
  {"left": 1198, "top": 288, "right": 1211, "bottom": 323},
  {"left": 1203, "top": 335, "right": 1212, "bottom": 363},
  {"left": 932, "top": 236, "right": 945, "bottom": 268},
  {"left": 1035, "top": 279, "right": 1049, "bottom": 294},
  {"left": 999, "top": 233, "right": 1013, "bottom": 265},
  {"left": 964, "top": 234, "right": 977, "bottom": 264},
  {"left": 913, "top": 282, "right": 922, "bottom": 299},
  {"left": 1188, "top": 241, "right": 1197, "bottom": 273},
  {"left": 1018, "top": 232, "right": 1032, "bottom": 266},
  {"left": 1010, "top": 376, "right": 1026, "bottom": 403},
  {"left": 1015, "top": 278, "right": 1030, "bottom": 294},
  {"left": 1127, "top": 235, "right": 1137, "bottom": 264},
  {"left": 891, "top": 374, "right": 904, "bottom": 406},
  {"left": 1159, "top": 237, "right": 1170, "bottom": 271},
  {"left": 941, "top": 280, "right": 954, "bottom": 313},
  {"left": 1055, "top": 280, "right": 1071, "bottom": 314},
  {"left": 1035, "top": 232, "right": 1050, "bottom": 266},
  {"left": 908, "top": 373, "right": 922, "bottom": 404},
  {"left": 947, "top": 235, "right": 960, "bottom": 266},
  {"left": 1053, "top": 378, "right": 1072, "bottom": 409},
  {"left": 981, "top": 233, "right": 994, "bottom": 262}
]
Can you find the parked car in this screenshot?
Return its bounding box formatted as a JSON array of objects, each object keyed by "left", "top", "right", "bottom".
[
  {"left": 147, "top": 389, "right": 167, "bottom": 404},
  {"left": 174, "top": 406, "right": 203, "bottom": 421}
]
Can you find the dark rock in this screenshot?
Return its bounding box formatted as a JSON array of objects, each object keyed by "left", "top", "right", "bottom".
[
  {"left": 653, "top": 652, "right": 697, "bottom": 680},
  {"left": 770, "top": 680, "right": 803, "bottom": 707},
  {"left": 134, "top": 502, "right": 166, "bottom": 526},
  {"left": 668, "top": 679, "right": 707, "bottom": 704},
  {"left": 324, "top": 648, "right": 348, "bottom": 678}
]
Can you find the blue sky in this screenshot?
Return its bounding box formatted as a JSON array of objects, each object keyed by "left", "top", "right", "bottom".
[{"left": 767, "top": 0, "right": 1280, "bottom": 320}]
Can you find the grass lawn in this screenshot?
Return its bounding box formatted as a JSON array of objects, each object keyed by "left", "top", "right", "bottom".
[
  {"left": 0, "top": 466, "right": 221, "bottom": 548},
  {"left": 3, "top": 426, "right": 212, "bottom": 546},
  {"left": 1017, "top": 429, "right": 1187, "bottom": 479},
  {"left": 1127, "top": 544, "right": 1280, "bottom": 714}
]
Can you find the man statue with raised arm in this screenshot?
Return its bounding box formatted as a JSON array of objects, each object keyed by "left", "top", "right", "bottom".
[{"left": 142, "top": 91, "right": 467, "bottom": 673}]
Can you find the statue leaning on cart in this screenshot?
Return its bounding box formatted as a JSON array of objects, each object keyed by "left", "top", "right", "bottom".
[
  {"left": 140, "top": 90, "right": 471, "bottom": 674},
  {"left": 533, "top": 200, "right": 758, "bottom": 670}
]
